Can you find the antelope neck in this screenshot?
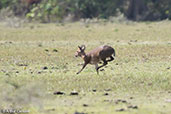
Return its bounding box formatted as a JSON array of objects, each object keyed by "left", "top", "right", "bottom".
[{"left": 81, "top": 52, "right": 87, "bottom": 59}]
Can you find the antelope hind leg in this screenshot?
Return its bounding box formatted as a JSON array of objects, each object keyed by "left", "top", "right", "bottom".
[
  {"left": 97, "top": 60, "right": 108, "bottom": 70},
  {"left": 107, "top": 56, "right": 114, "bottom": 62},
  {"left": 95, "top": 64, "right": 99, "bottom": 74}
]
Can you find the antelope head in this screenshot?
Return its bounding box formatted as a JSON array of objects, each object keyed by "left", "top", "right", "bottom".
[{"left": 75, "top": 45, "right": 86, "bottom": 57}]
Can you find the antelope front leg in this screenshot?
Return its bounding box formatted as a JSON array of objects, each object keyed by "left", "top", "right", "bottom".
[{"left": 76, "top": 63, "right": 87, "bottom": 74}]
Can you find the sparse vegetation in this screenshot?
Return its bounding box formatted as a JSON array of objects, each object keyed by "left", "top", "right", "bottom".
[{"left": 0, "top": 21, "right": 171, "bottom": 114}]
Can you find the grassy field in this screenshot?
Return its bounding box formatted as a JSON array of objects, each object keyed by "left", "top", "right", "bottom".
[{"left": 0, "top": 20, "right": 171, "bottom": 114}]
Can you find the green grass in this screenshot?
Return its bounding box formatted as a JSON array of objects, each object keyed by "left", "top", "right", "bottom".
[{"left": 0, "top": 21, "right": 171, "bottom": 114}]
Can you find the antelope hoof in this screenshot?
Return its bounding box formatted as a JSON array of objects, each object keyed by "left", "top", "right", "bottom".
[{"left": 76, "top": 72, "right": 80, "bottom": 74}]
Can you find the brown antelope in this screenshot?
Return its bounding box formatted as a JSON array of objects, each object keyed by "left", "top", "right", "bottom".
[{"left": 75, "top": 45, "right": 115, "bottom": 74}]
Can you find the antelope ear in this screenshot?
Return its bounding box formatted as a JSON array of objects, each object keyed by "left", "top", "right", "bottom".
[
  {"left": 78, "top": 46, "right": 82, "bottom": 50},
  {"left": 81, "top": 45, "right": 86, "bottom": 50}
]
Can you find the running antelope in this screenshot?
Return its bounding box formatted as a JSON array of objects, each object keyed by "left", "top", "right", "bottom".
[{"left": 75, "top": 45, "right": 115, "bottom": 74}]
